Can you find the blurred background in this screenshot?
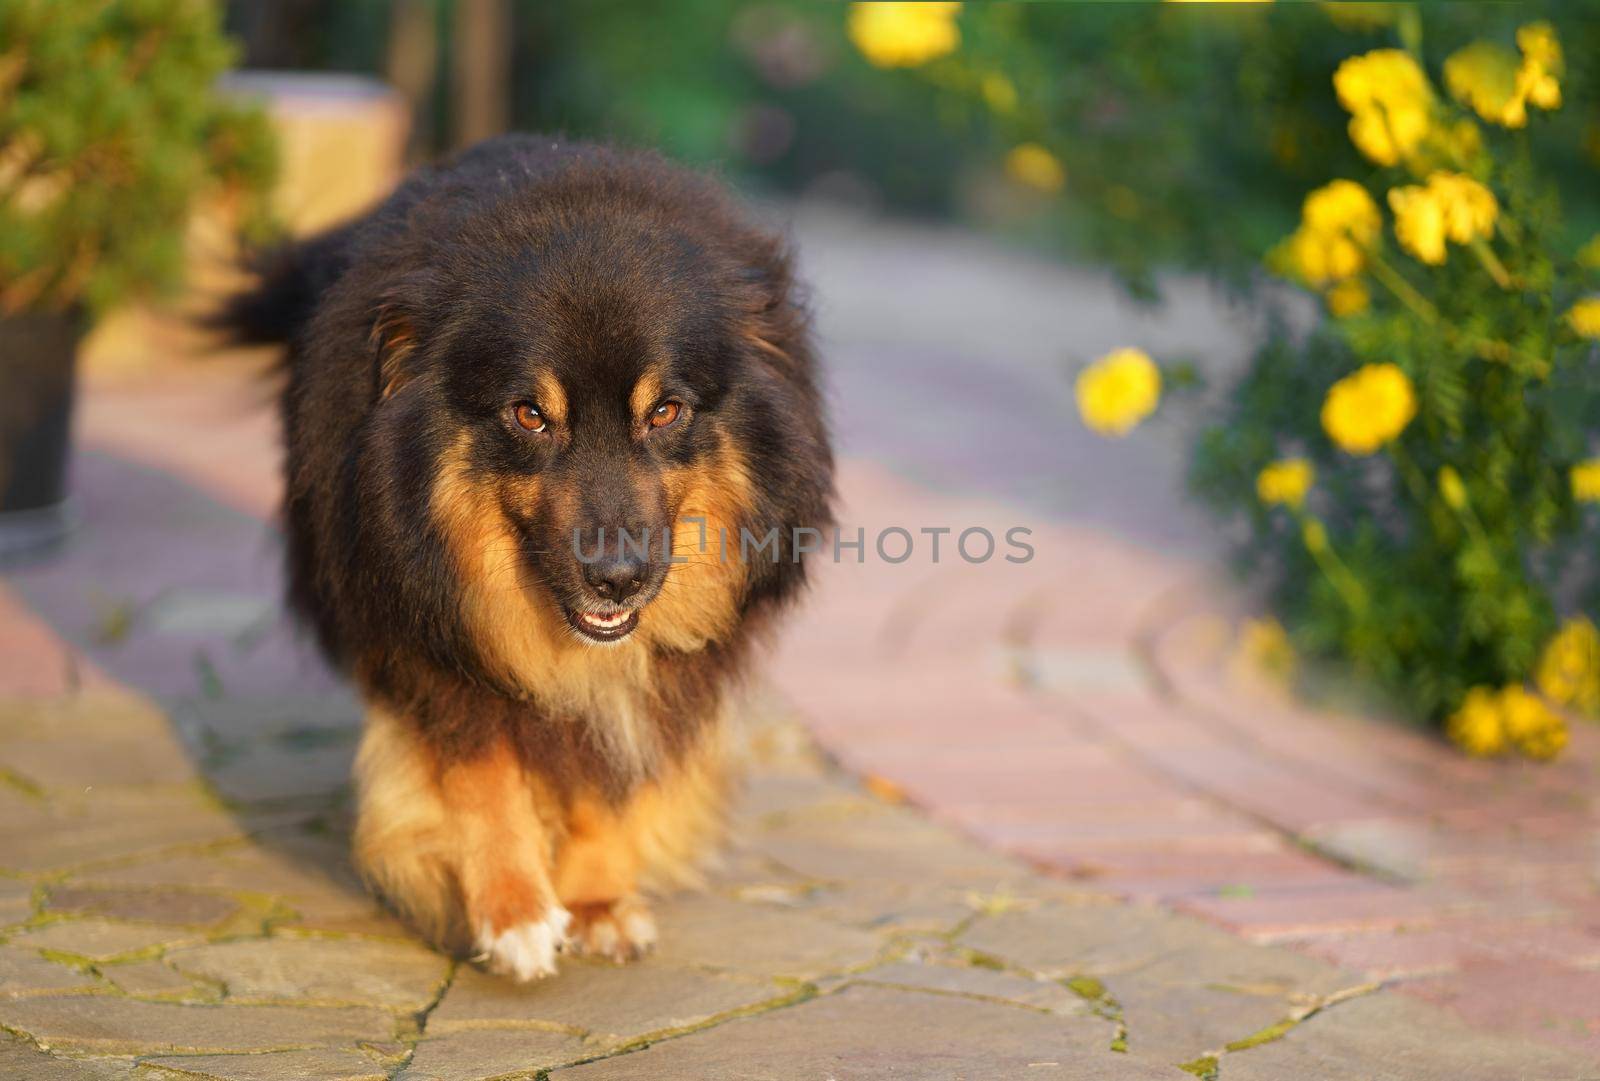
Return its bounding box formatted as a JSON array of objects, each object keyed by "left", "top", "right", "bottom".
[{"left": 3, "top": 0, "right": 1600, "bottom": 1067}]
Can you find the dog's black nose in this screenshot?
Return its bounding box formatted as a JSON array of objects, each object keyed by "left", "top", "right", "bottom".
[{"left": 584, "top": 555, "right": 646, "bottom": 601}]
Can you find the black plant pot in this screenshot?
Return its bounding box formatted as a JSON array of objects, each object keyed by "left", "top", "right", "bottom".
[{"left": 0, "top": 312, "right": 82, "bottom": 563}]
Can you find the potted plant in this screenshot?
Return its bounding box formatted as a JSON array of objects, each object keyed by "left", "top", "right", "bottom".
[{"left": 0, "top": 0, "right": 275, "bottom": 561}]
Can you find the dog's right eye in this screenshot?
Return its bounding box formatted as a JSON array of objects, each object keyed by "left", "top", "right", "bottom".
[{"left": 510, "top": 402, "right": 546, "bottom": 433}]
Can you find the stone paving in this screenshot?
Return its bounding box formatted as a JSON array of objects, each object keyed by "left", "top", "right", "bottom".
[{"left": 2, "top": 207, "right": 1598, "bottom": 1077}]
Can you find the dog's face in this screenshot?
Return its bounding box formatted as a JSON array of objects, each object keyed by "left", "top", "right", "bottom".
[
  {"left": 440, "top": 257, "right": 743, "bottom": 647},
  {"left": 363, "top": 188, "right": 830, "bottom": 683}
]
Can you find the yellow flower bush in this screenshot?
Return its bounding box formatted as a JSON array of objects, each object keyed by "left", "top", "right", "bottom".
[
  {"left": 1005, "top": 143, "right": 1066, "bottom": 193},
  {"left": 848, "top": 3, "right": 962, "bottom": 69},
  {"left": 1567, "top": 297, "right": 1600, "bottom": 339},
  {"left": 1206, "top": 21, "right": 1594, "bottom": 757},
  {"left": 1320, "top": 363, "right": 1416, "bottom": 455},
  {"left": 1075, "top": 347, "right": 1161, "bottom": 437},
  {"left": 1388, "top": 172, "right": 1497, "bottom": 266},
  {"left": 1333, "top": 49, "right": 1432, "bottom": 166},
  {"left": 1257, "top": 459, "right": 1313, "bottom": 509},
  {"left": 1536, "top": 617, "right": 1600, "bottom": 714},
  {"left": 1572, "top": 460, "right": 1600, "bottom": 503}
]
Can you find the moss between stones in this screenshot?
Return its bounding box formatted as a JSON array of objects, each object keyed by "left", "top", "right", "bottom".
[
  {"left": 1225, "top": 1016, "right": 1299, "bottom": 1052},
  {"left": 1064, "top": 974, "right": 1127, "bottom": 1053}
]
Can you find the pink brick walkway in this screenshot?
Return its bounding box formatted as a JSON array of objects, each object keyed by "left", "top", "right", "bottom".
[
  {"left": 768, "top": 458, "right": 1600, "bottom": 1059},
  {"left": 7, "top": 362, "right": 1599, "bottom": 1062}
]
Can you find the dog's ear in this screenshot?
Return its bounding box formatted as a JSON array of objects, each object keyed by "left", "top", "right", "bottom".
[
  {"left": 368, "top": 273, "right": 435, "bottom": 400},
  {"left": 371, "top": 299, "right": 417, "bottom": 400},
  {"left": 736, "top": 236, "right": 810, "bottom": 375}
]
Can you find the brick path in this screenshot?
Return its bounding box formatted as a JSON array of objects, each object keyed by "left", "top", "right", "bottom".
[{"left": 1, "top": 208, "right": 1597, "bottom": 1077}]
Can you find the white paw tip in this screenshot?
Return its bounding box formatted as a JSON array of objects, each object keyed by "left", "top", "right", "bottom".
[
  {"left": 475, "top": 906, "right": 572, "bottom": 982},
  {"left": 622, "top": 908, "right": 658, "bottom": 949}
]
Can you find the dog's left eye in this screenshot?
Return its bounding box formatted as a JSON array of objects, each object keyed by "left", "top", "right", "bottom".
[
  {"left": 510, "top": 402, "right": 546, "bottom": 433},
  {"left": 649, "top": 400, "right": 683, "bottom": 429}
]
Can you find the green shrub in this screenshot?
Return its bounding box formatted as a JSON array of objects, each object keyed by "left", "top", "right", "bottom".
[{"left": 0, "top": 0, "right": 276, "bottom": 319}]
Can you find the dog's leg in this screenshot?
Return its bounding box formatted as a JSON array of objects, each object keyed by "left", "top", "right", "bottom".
[
  {"left": 555, "top": 799, "right": 655, "bottom": 963},
  {"left": 554, "top": 733, "right": 731, "bottom": 962},
  {"left": 440, "top": 741, "right": 569, "bottom": 982},
  {"left": 353, "top": 709, "right": 568, "bottom": 980}
]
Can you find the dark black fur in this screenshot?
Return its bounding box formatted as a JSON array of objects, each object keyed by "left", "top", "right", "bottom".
[{"left": 221, "top": 136, "right": 832, "bottom": 789}]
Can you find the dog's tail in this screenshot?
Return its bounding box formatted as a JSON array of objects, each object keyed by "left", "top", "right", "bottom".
[{"left": 211, "top": 224, "right": 356, "bottom": 348}]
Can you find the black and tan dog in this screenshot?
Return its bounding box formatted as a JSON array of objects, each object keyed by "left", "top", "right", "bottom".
[{"left": 224, "top": 136, "right": 832, "bottom": 980}]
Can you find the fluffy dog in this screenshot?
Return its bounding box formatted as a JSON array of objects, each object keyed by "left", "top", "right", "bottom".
[{"left": 223, "top": 136, "right": 832, "bottom": 979}]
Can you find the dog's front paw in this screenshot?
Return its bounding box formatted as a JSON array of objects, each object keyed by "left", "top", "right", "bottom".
[
  {"left": 567, "top": 896, "right": 657, "bottom": 964},
  {"left": 473, "top": 905, "right": 572, "bottom": 982}
]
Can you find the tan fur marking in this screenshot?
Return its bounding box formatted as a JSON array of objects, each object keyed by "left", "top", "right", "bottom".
[
  {"left": 534, "top": 370, "right": 568, "bottom": 426},
  {"left": 351, "top": 707, "right": 463, "bottom": 949},
  {"left": 630, "top": 368, "right": 664, "bottom": 423},
  {"left": 642, "top": 434, "right": 756, "bottom": 652},
  {"left": 553, "top": 724, "right": 732, "bottom": 908},
  {"left": 371, "top": 306, "right": 417, "bottom": 399}
]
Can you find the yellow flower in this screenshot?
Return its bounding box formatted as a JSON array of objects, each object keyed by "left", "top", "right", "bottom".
[
  {"left": 1320, "top": 363, "right": 1417, "bottom": 454},
  {"left": 1388, "top": 172, "right": 1496, "bottom": 265},
  {"left": 1234, "top": 617, "right": 1295, "bottom": 686},
  {"left": 1567, "top": 297, "right": 1600, "bottom": 339},
  {"left": 1498, "top": 685, "right": 1567, "bottom": 760},
  {"left": 1515, "top": 21, "right": 1562, "bottom": 112},
  {"left": 1301, "top": 518, "right": 1329, "bottom": 553},
  {"left": 1388, "top": 183, "right": 1447, "bottom": 264},
  {"left": 1005, "top": 143, "right": 1066, "bottom": 194},
  {"left": 1076, "top": 348, "right": 1161, "bottom": 437},
  {"left": 1320, "top": 3, "right": 1398, "bottom": 32},
  {"left": 1572, "top": 459, "right": 1600, "bottom": 503},
  {"left": 1445, "top": 24, "right": 1562, "bottom": 129},
  {"left": 1304, "top": 179, "right": 1382, "bottom": 244},
  {"left": 1438, "top": 465, "right": 1468, "bottom": 510},
  {"left": 981, "top": 72, "right": 1018, "bottom": 115},
  {"left": 1326, "top": 278, "right": 1370, "bottom": 316},
  {"left": 1444, "top": 41, "right": 1524, "bottom": 126},
  {"left": 1536, "top": 617, "right": 1600, "bottom": 714},
  {"left": 1288, "top": 181, "right": 1380, "bottom": 286},
  {"left": 1334, "top": 49, "right": 1433, "bottom": 166},
  {"left": 847, "top": 3, "right": 961, "bottom": 69},
  {"left": 1257, "top": 458, "right": 1314, "bottom": 509},
  {"left": 1447, "top": 686, "right": 1507, "bottom": 757},
  {"left": 1430, "top": 173, "right": 1497, "bottom": 243},
  {"left": 1289, "top": 227, "right": 1364, "bottom": 286},
  {"left": 1444, "top": 118, "right": 1484, "bottom": 164}
]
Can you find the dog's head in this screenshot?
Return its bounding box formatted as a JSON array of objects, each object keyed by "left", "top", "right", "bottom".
[{"left": 358, "top": 150, "right": 830, "bottom": 686}]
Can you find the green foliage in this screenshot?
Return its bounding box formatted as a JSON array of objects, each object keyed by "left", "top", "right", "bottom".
[{"left": 0, "top": 0, "right": 276, "bottom": 319}]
